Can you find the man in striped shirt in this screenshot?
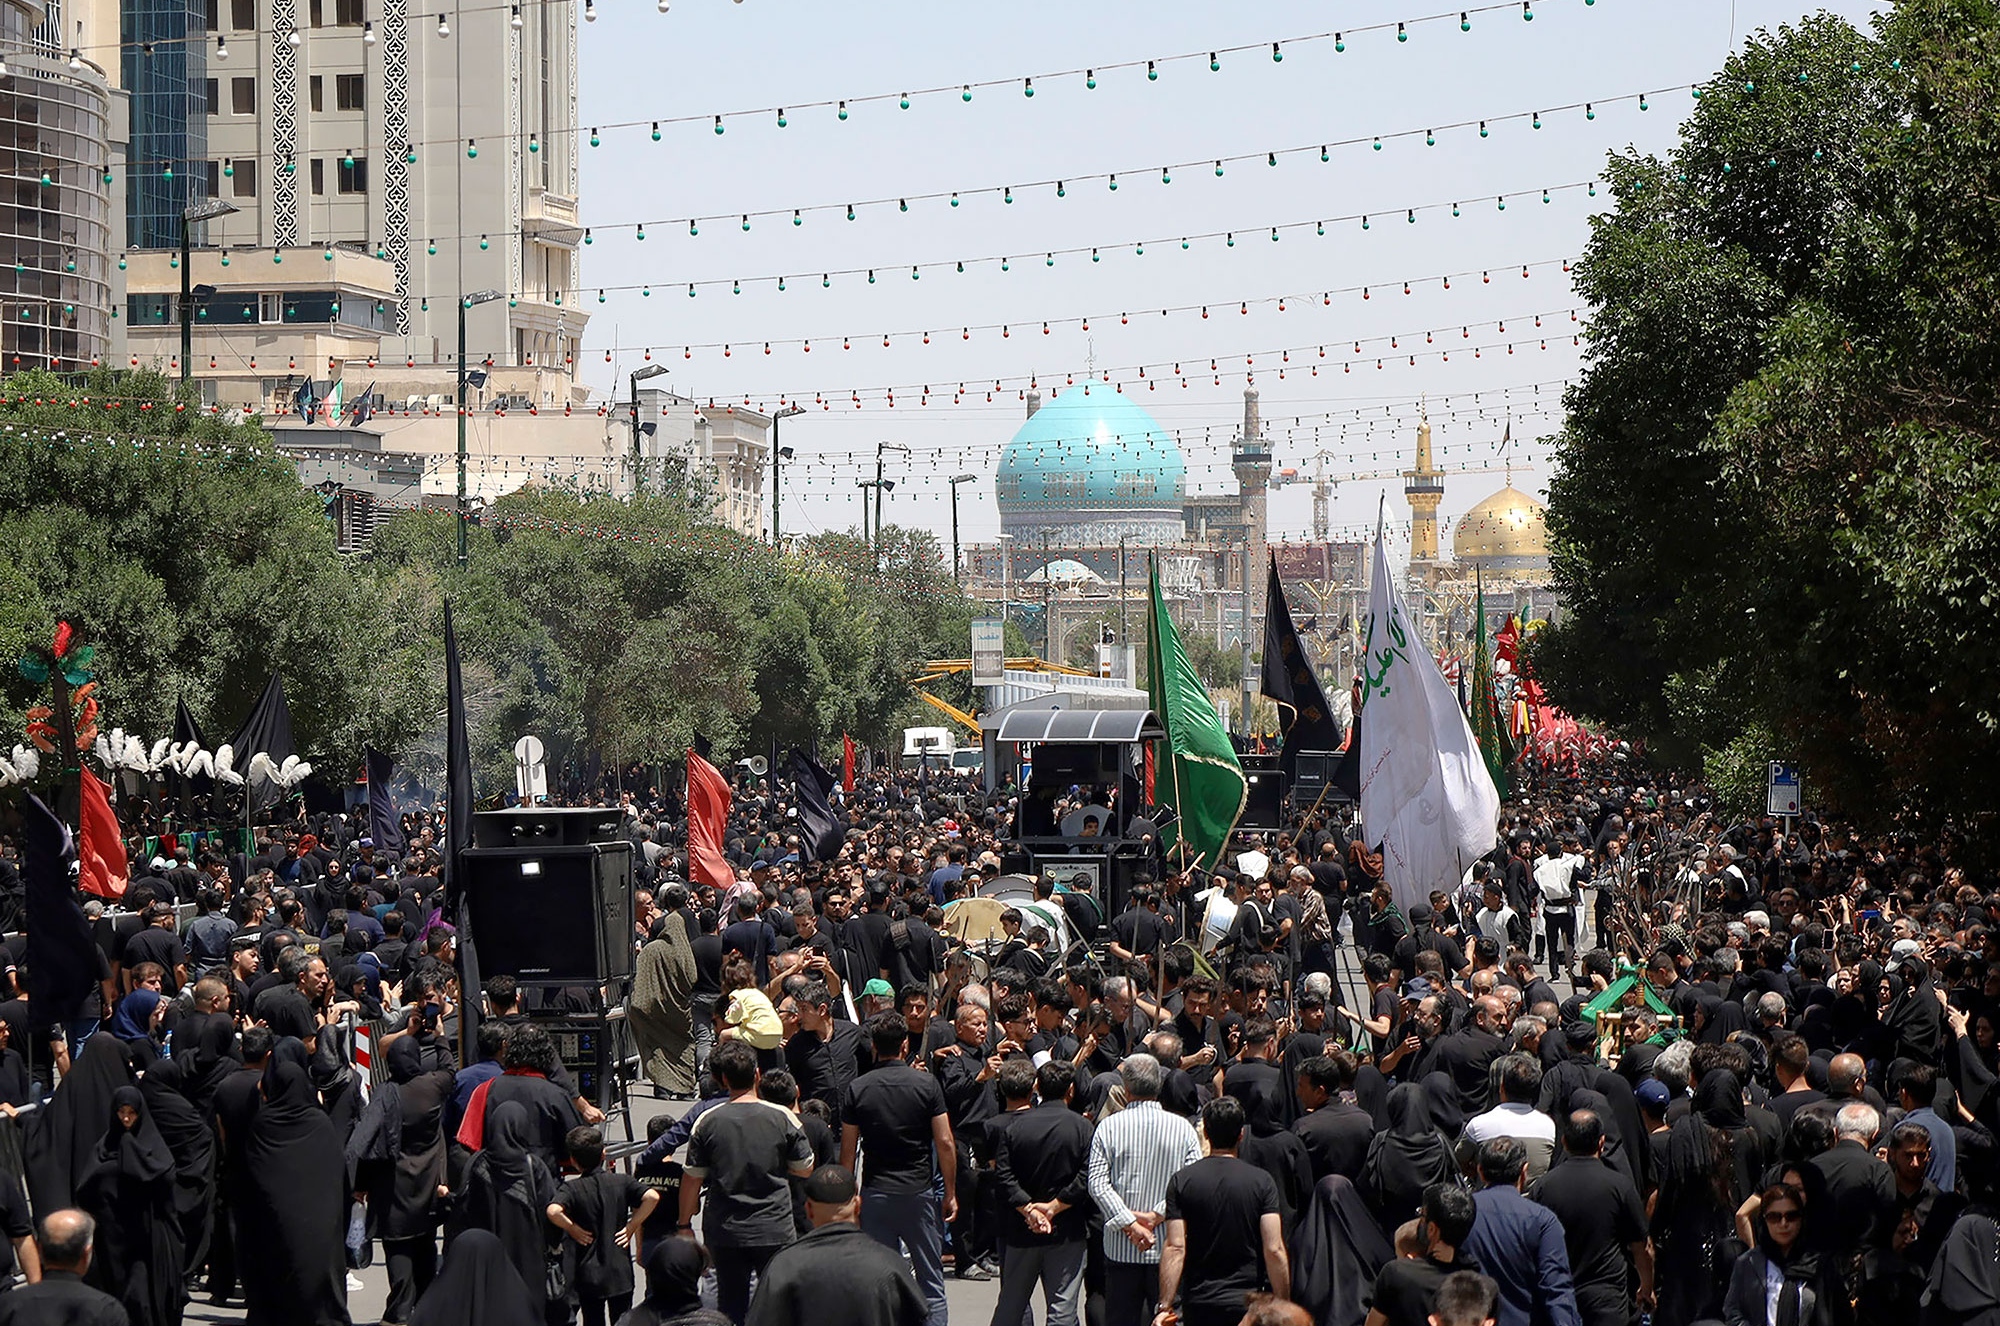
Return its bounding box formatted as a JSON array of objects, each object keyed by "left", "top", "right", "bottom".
[{"left": 1087, "top": 1054, "right": 1203, "bottom": 1326}]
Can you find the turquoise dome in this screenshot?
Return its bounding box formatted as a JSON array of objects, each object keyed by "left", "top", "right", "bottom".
[{"left": 996, "top": 386, "right": 1186, "bottom": 517}]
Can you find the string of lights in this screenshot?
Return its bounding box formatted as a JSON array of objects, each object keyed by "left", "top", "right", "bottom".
[
  {"left": 92, "top": 77, "right": 1687, "bottom": 209},
  {"left": 65, "top": 0, "right": 1591, "bottom": 130}
]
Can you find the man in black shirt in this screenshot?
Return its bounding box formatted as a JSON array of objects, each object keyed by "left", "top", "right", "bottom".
[
  {"left": 782, "top": 981, "right": 865, "bottom": 1130},
  {"left": 1159, "top": 1097, "right": 1288, "bottom": 1326},
  {"left": 1293, "top": 1053, "right": 1374, "bottom": 1184},
  {"left": 991, "top": 1062, "right": 1095, "bottom": 1326},
  {"left": 1528, "top": 1110, "right": 1652, "bottom": 1326},
  {"left": 1109, "top": 888, "right": 1165, "bottom": 968},
  {"left": 1366, "top": 1184, "right": 1480, "bottom": 1326},
  {"left": 839, "top": 1013, "right": 955, "bottom": 1326},
  {"left": 122, "top": 903, "right": 189, "bottom": 996}
]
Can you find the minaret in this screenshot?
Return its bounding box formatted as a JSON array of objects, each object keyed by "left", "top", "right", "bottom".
[
  {"left": 1232, "top": 388, "right": 1272, "bottom": 735},
  {"left": 1404, "top": 412, "right": 1444, "bottom": 579}
]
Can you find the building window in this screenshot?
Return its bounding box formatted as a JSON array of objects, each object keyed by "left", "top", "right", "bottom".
[
  {"left": 205, "top": 161, "right": 221, "bottom": 198},
  {"left": 309, "top": 76, "right": 322, "bottom": 113},
  {"left": 308, "top": 0, "right": 322, "bottom": 24},
  {"left": 337, "top": 157, "right": 367, "bottom": 194},
  {"left": 310, "top": 157, "right": 324, "bottom": 195},
  {"left": 231, "top": 0, "right": 253, "bottom": 29},
  {"left": 231, "top": 77, "right": 255, "bottom": 114},
  {"left": 335, "top": 0, "right": 364, "bottom": 23},
  {"left": 204, "top": 78, "right": 219, "bottom": 115},
  {"left": 261, "top": 294, "right": 283, "bottom": 323},
  {"left": 205, "top": 0, "right": 219, "bottom": 26},
  {"left": 232, "top": 159, "right": 258, "bottom": 198},
  {"left": 336, "top": 74, "right": 363, "bottom": 111}
]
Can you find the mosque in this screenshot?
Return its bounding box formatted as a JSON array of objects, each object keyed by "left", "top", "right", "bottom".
[{"left": 962, "top": 384, "right": 1554, "bottom": 676}]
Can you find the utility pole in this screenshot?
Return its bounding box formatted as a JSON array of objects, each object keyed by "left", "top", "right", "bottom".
[
  {"left": 769, "top": 405, "right": 805, "bottom": 544},
  {"left": 180, "top": 199, "right": 237, "bottom": 385},
  {"left": 456, "top": 289, "right": 504, "bottom": 568},
  {"left": 1041, "top": 528, "right": 1053, "bottom": 663},
  {"left": 1119, "top": 534, "right": 1130, "bottom": 682},
  {"left": 629, "top": 363, "right": 668, "bottom": 493},
  {"left": 947, "top": 473, "right": 976, "bottom": 582},
  {"left": 872, "top": 442, "right": 908, "bottom": 572}
]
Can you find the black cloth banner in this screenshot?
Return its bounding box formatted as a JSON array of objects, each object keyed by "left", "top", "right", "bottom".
[
  {"left": 22, "top": 792, "right": 98, "bottom": 1018},
  {"left": 789, "top": 749, "right": 844, "bottom": 863},
  {"left": 227, "top": 672, "right": 297, "bottom": 813},
  {"left": 365, "top": 747, "right": 406, "bottom": 857},
  {"left": 1260, "top": 553, "right": 1344, "bottom": 781},
  {"left": 442, "top": 602, "right": 480, "bottom": 1071}
]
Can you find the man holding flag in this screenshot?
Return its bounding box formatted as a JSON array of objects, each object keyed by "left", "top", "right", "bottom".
[{"left": 1357, "top": 510, "right": 1500, "bottom": 913}]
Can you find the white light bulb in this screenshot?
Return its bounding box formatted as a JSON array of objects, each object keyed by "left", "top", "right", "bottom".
[
  {"left": 510, "top": 4, "right": 522, "bottom": 27},
  {"left": 362, "top": 20, "right": 374, "bottom": 42},
  {"left": 437, "top": 13, "right": 449, "bottom": 36},
  {"left": 583, "top": 0, "right": 596, "bottom": 18},
  {"left": 68, "top": 48, "right": 81, "bottom": 69},
  {"left": 657, "top": 0, "right": 670, "bottom": 12},
  {"left": 215, "top": 35, "right": 227, "bottom": 59}
]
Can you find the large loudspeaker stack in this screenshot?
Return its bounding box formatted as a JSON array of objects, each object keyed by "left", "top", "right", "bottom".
[
  {"left": 1238, "top": 754, "right": 1285, "bottom": 832},
  {"left": 463, "top": 809, "right": 634, "bottom": 985}
]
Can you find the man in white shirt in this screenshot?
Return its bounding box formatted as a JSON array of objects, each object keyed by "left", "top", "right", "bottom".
[
  {"left": 1473, "top": 881, "right": 1519, "bottom": 953},
  {"left": 1461, "top": 1052, "right": 1557, "bottom": 1181},
  {"left": 1532, "top": 837, "right": 1586, "bottom": 980}
]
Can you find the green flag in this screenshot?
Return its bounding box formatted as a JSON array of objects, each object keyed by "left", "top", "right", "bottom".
[
  {"left": 1470, "top": 573, "right": 1513, "bottom": 799},
  {"left": 1146, "top": 559, "right": 1246, "bottom": 870}
]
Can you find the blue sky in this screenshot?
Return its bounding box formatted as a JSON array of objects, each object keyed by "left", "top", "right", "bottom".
[{"left": 574, "top": 0, "right": 1887, "bottom": 550}]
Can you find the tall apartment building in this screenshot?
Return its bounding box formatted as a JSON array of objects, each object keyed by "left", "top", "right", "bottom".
[
  {"left": 0, "top": 0, "right": 122, "bottom": 369},
  {"left": 197, "top": 0, "right": 585, "bottom": 373}
]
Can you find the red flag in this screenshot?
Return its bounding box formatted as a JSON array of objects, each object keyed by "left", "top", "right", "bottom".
[
  {"left": 841, "top": 733, "right": 856, "bottom": 794},
  {"left": 686, "top": 749, "right": 735, "bottom": 894},
  {"left": 77, "top": 769, "right": 128, "bottom": 899}
]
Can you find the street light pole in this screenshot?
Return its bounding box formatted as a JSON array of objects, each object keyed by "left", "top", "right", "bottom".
[
  {"left": 179, "top": 198, "right": 238, "bottom": 385},
  {"left": 947, "top": 473, "right": 976, "bottom": 582},
  {"left": 457, "top": 289, "right": 504, "bottom": 569},
  {"left": 770, "top": 405, "right": 805, "bottom": 545},
  {"left": 628, "top": 363, "right": 669, "bottom": 494},
  {"left": 872, "top": 442, "right": 909, "bottom": 572}
]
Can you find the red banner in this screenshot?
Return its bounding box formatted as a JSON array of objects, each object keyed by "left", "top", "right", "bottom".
[
  {"left": 842, "top": 733, "right": 856, "bottom": 794},
  {"left": 685, "top": 749, "right": 735, "bottom": 894},
  {"left": 78, "top": 769, "right": 128, "bottom": 899}
]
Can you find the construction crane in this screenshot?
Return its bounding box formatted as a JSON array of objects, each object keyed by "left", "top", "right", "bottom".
[{"left": 907, "top": 656, "right": 1098, "bottom": 737}]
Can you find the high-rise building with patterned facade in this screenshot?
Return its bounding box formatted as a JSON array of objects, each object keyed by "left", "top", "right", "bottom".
[
  {"left": 197, "top": 0, "right": 585, "bottom": 378},
  {"left": 0, "top": 0, "right": 118, "bottom": 369}
]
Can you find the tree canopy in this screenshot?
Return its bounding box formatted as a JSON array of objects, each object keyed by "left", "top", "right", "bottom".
[
  {"left": 1540, "top": 1, "right": 2000, "bottom": 837},
  {"left": 0, "top": 366, "right": 991, "bottom": 799}
]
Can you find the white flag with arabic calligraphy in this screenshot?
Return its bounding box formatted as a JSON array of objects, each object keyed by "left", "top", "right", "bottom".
[{"left": 1359, "top": 522, "right": 1500, "bottom": 911}]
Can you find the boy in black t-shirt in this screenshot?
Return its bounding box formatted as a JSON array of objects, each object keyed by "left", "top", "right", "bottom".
[
  {"left": 631, "top": 1113, "right": 684, "bottom": 1251},
  {"left": 547, "top": 1125, "right": 659, "bottom": 1326}
]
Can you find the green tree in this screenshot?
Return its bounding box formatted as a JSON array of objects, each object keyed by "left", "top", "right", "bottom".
[
  {"left": 1543, "top": 3, "right": 2000, "bottom": 838},
  {"left": 0, "top": 368, "right": 433, "bottom": 783}
]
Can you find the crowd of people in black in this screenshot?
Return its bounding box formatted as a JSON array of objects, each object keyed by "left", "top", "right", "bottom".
[{"left": 0, "top": 756, "right": 1998, "bottom": 1326}]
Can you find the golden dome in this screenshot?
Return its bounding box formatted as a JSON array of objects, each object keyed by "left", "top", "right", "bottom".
[{"left": 1452, "top": 485, "right": 1549, "bottom": 567}]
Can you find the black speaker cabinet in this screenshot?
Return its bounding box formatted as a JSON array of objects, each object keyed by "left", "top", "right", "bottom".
[
  {"left": 462, "top": 841, "right": 633, "bottom": 985},
  {"left": 1289, "top": 750, "right": 1347, "bottom": 803},
  {"left": 472, "top": 807, "right": 627, "bottom": 849},
  {"left": 1239, "top": 754, "right": 1285, "bottom": 831}
]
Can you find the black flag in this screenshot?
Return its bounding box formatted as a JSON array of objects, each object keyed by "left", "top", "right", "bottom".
[
  {"left": 790, "top": 749, "right": 844, "bottom": 863},
  {"left": 227, "top": 672, "right": 297, "bottom": 814},
  {"left": 22, "top": 793, "right": 96, "bottom": 1018},
  {"left": 1260, "top": 553, "right": 1343, "bottom": 780},
  {"left": 442, "top": 602, "right": 479, "bottom": 1067},
  {"left": 365, "top": 747, "right": 406, "bottom": 857}
]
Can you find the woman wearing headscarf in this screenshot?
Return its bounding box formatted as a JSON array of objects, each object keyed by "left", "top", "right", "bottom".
[
  {"left": 450, "top": 1099, "right": 559, "bottom": 1322},
  {"left": 408, "top": 1229, "right": 541, "bottom": 1326},
  {"left": 616, "top": 1238, "right": 731, "bottom": 1326},
  {"left": 629, "top": 913, "right": 698, "bottom": 1097},
  {"left": 138, "top": 1037, "right": 223, "bottom": 1286},
  {"left": 1694, "top": 993, "right": 1750, "bottom": 1046},
  {"left": 1589, "top": 1068, "right": 1655, "bottom": 1197},
  {"left": 22, "top": 1028, "right": 135, "bottom": 1217},
  {"left": 108, "top": 988, "right": 166, "bottom": 1069},
  {"left": 1653, "top": 1069, "right": 1763, "bottom": 1326},
  {"left": 1358, "top": 1083, "right": 1459, "bottom": 1230},
  {"left": 76, "top": 1085, "right": 184, "bottom": 1326},
  {"left": 239, "top": 1038, "right": 350, "bottom": 1326},
  {"left": 1720, "top": 1183, "right": 1851, "bottom": 1326},
  {"left": 348, "top": 1035, "right": 458, "bottom": 1324},
  {"left": 1422, "top": 1071, "right": 1466, "bottom": 1138}
]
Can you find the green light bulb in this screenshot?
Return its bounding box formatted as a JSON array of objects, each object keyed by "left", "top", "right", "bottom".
[
  {"left": 900, "top": 94, "right": 909, "bottom": 109},
  {"left": 590, "top": 129, "right": 600, "bottom": 147}
]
